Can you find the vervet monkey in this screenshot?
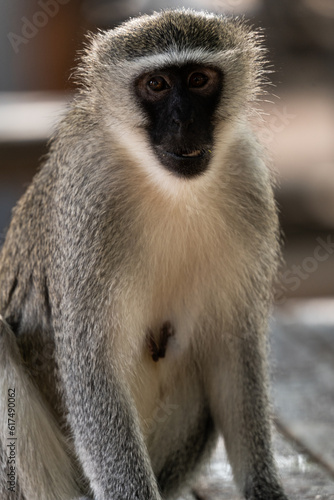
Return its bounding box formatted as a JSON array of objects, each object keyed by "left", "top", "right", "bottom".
[{"left": 0, "top": 9, "right": 288, "bottom": 500}]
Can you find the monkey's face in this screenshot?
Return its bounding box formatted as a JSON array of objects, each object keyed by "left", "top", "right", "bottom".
[
  {"left": 135, "top": 65, "right": 223, "bottom": 178},
  {"left": 83, "top": 10, "right": 263, "bottom": 186}
]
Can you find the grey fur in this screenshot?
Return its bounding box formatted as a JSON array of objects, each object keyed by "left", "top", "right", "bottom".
[{"left": 0, "top": 9, "right": 288, "bottom": 500}]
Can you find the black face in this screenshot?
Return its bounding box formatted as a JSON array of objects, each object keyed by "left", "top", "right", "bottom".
[{"left": 135, "top": 64, "right": 223, "bottom": 178}]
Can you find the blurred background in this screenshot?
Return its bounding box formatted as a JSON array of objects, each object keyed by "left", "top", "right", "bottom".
[{"left": 0, "top": 1, "right": 334, "bottom": 498}]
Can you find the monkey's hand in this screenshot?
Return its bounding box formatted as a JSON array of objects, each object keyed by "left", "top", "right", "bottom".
[
  {"left": 246, "top": 490, "right": 289, "bottom": 500},
  {"left": 247, "top": 495, "right": 289, "bottom": 500}
]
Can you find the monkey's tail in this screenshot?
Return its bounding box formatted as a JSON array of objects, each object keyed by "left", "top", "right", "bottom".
[{"left": 0, "top": 315, "right": 83, "bottom": 500}]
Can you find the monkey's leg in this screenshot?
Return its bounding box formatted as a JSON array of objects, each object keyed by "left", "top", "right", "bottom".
[
  {"left": 208, "top": 332, "right": 288, "bottom": 500},
  {"left": 0, "top": 316, "right": 82, "bottom": 500},
  {"left": 56, "top": 313, "right": 162, "bottom": 500}
]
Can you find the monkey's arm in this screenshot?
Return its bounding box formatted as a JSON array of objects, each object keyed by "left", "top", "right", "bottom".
[
  {"left": 207, "top": 330, "right": 288, "bottom": 500},
  {"left": 49, "top": 159, "right": 162, "bottom": 499},
  {"left": 55, "top": 305, "right": 161, "bottom": 500}
]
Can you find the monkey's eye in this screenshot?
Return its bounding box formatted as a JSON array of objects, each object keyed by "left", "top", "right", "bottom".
[
  {"left": 148, "top": 76, "right": 169, "bottom": 92},
  {"left": 188, "top": 72, "right": 209, "bottom": 89}
]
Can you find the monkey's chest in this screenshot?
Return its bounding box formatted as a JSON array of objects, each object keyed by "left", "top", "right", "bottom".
[{"left": 123, "top": 207, "right": 231, "bottom": 441}]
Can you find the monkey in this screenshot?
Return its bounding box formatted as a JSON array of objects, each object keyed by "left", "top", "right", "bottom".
[{"left": 0, "top": 8, "right": 289, "bottom": 500}]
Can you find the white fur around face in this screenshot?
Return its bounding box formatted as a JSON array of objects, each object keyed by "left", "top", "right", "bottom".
[
  {"left": 108, "top": 118, "right": 238, "bottom": 200},
  {"left": 116, "top": 47, "right": 244, "bottom": 79}
]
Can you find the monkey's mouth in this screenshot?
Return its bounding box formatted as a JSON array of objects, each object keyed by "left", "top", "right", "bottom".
[
  {"left": 165, "top": 149, "right": 205, "bottom": 159},
  {"left": 155, "top": 146, "right": 211, "bottom": 178}
]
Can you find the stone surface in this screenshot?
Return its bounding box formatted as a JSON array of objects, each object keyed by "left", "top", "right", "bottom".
[
  {"left": 187, "top": 430, "right": 334, "bottom": 499},
  {"left": 272, "top": 300, "right": 334, "bottom": 476}
]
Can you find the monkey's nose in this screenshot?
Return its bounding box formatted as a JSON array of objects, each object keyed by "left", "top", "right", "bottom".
[
  {"left": 172, "top": 117, "right": 194, "bottom": 137},
  {"left": 173, "top": 116, "right": 194, "bottom": 128}
]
